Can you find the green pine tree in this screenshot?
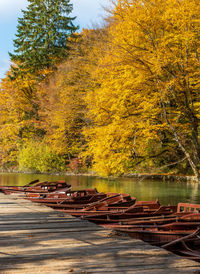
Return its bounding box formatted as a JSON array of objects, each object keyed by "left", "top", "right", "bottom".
[{"left": 9, "top": 0, "right": 78, "bottom": 75}]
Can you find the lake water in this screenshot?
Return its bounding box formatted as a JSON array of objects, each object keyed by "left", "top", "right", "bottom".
[{"left": 0, "top": 173, "right": 200, "bottom": 206}]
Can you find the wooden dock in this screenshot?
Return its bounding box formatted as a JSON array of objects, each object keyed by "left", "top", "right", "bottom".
[{"left": 0, "top": 193, "right": 199, "bottom": 274}]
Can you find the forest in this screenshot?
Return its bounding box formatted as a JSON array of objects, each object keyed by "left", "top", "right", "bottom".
[{"left": 0, "top": 0, "right": 199, "bottom": 179}]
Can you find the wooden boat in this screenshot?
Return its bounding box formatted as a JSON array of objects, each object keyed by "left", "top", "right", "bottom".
[
  {"left": 0, "top": 179, "right": 39, "bottom": 193},
  {"left": 0, "top": 180, "right": 71, "bottom": 195},
  {"left": 45, "top": 197, "right": 136, "bottom": 211},
  {"left": 27, "top": 191, "right": 135, "bottom": 210},
  {"left": 53, "top": 193, "right": 137, "bottom": 216},
  {"left": 111, "top": 203, "right": 200, "bottom": 246},
  {"left": 114, "top": 227, "right": 196, "bottom": 246},
  {"left": 106, "top": 220, "right": 200, "bottom": 233},
  {"left": 25, "top": 188, "right": 100, "bottom": 199},
  {"left": 82, "top": 205, "right": 177, "bottom": 224},
  {"left": 26, "top": 191, "right": 107, "bottom": 206},
  {"left": 101, "top": 215, "right": 185, "bottom": 229}
]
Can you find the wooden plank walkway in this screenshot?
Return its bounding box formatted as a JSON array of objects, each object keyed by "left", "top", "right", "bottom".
[{"left": 0, "top": 193, "right": 200, "bottom": 274}]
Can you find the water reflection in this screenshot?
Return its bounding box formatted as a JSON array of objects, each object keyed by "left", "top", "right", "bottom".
[{"left": 0, "top": 173, "right": 200, "bottom": 205}]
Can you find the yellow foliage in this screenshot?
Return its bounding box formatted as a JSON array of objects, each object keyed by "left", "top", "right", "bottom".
[
  {"left": 84, "top": 0, "right": 200, "bottom": 176},
  {"left": 0, "top": 65, "right": 52, "bottom": 166},
  {"left": 37, "top": 29, "right": 108, "bottom": 159},
  {"left": 0, "top": 0, "right": 199, "bottom": 176}
]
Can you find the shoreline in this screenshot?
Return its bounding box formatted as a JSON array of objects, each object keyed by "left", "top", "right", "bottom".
[
  {"left": 122, "top": 173, "right": 198, "bottom": 182},
  {"left": 0, "top": 169, "right": 198, "bottom": 183}
]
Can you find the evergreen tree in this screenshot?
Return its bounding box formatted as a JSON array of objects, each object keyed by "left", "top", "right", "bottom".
[{"left": 9, "top": 0, "right": 78, "bottom": 74}]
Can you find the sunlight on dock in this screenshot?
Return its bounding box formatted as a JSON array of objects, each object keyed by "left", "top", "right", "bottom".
[{"left": 0, "top": 193, "right": 199, "bottom": 273}]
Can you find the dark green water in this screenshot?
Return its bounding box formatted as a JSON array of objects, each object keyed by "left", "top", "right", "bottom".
[{"left": 0, "top": 173, "right": 200, "bottom": 206}]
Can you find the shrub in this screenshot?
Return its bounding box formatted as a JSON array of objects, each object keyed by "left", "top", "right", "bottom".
[{"left": 18, "top": 141, "right": 65, "bottom": 172}]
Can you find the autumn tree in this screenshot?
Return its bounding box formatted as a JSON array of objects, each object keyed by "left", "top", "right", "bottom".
[
  {"left": 85, "top": 0, "right": 200, "bottom": 178},
  {"left": 0, "top": 68, "right": 41, "bottom": 168},
  {"left": 0, "top": 0, "right": 78, "bottom": 170},
  {"left": 0, "top": 27, "right": 107, "bottom": 171},
  {"left": 9, "top": 0, "right": 78, "bottom": 75},
  {"left": 37, "top": 29, "right": 107, "bottom": 167}
]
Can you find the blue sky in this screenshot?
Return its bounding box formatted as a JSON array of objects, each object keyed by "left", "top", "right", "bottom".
[{"left": 0, "top": 0, "right": 110, "bottom": 79}]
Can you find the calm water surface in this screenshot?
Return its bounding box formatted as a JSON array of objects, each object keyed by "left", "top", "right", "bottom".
[{"left": 0, "top": 173, "right": 200, "bottom": 205}]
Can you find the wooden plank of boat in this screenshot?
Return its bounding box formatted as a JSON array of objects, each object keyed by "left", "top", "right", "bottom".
[
  {"left": 114, "top": 227, "right": 197, "bottom": 246},
  {"left": 160, "top": 222, "right": 200, "bottom": 231},
  {"left": 103, "top": 221, "right": 200, "bottom": 232},
  {"left": 81, "top": 194, "right": 126, "bottom": 211},
  {"left": 161, "top": 228, "right": 200, "bottom": 260},
  {"left": 45, "top": 203, "right": 88, "bottom": 209},
  {"left": 108, "top": 199, "right": 136, "bottom": 207},
  {"left": 57, "top": 209, "right": 130, "bottom": 217},
  {"left": 120, "top": 212, "right": 196, "bottom": 225},
  {"left": 174, "top": 212, "right": 200, "bottom": 221},
  {"left": 23, "top": 179, "right": 40, "bottom": 187},
  {"left": 133, "top": 200, "right": 160, "bottom": 209},
  {"left": 101, "top": 217, "right": 184, "bottom": 229},
  {"left": 162, "top": 228, "right": 200, "bottom": 249}
]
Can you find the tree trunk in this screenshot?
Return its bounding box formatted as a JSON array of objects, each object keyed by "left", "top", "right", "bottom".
[{"left": 160, "top": 95, "right": 200, "bottom": 181}]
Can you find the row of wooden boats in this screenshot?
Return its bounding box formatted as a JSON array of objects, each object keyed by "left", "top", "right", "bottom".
[{"left": 1, "top": 180, "right": 200, "bottom": 261}]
